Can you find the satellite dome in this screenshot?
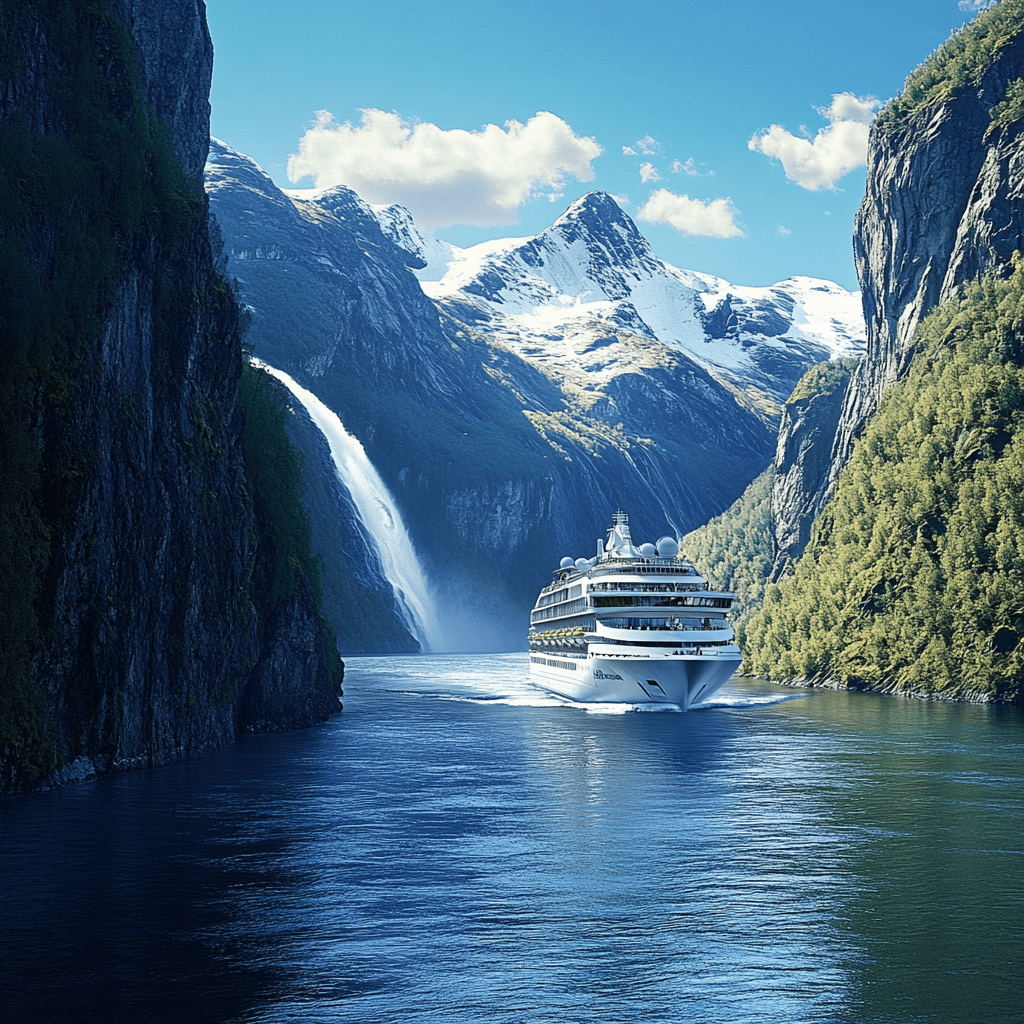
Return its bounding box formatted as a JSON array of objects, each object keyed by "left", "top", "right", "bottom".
[
  {"left": 560, "top": 556, "right": 575, "bottom": 568},
  {"left": 575, "top": 558, "right": 589, "bottom": 569},
  {"left": 657, "top": 536, "right": 679, "bottom": 558},
  {"left": 639, "top": 543, "right": 656, "bottom": 557}
]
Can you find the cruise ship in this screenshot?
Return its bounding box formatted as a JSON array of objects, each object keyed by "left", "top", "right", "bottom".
[{"left": 528, "top": 510, "right": 742, "bottom": 708}]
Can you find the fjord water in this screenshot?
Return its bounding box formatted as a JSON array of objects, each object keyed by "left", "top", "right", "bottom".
[{"left": 2, "top": 655, "right": 1021, "bottom": 1024}]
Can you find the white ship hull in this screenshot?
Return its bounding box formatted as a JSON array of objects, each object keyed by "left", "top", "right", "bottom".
[
  {"left": 528, "top": 511, "right": 743, "bottom": 710},
  {"left": 529, "top": 648, "right": 740, "bottom": 709}
]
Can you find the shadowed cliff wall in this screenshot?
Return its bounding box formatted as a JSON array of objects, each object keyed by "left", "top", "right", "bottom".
[{"left": 0, "top": 0, "right": 339, "bottom": 793}]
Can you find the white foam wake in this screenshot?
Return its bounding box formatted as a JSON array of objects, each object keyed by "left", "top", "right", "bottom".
[{"left": 693, "top": 692, "right": 810, "bottom": 710}]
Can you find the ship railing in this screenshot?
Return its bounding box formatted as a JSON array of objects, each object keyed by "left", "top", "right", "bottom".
[
  {"left": 588, "top": 582, "right": 705, "bottom": 593},
  {"left": 595, "top": 620, "right": 733, "bottom": 632},
  {"left": 587, "top": 559, "right": 698, "bottom": 578}
]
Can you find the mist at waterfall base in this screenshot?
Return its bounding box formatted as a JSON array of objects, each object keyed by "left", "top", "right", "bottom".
[{"left": 262, "top": 362, "right": 569, "bottom": 654}]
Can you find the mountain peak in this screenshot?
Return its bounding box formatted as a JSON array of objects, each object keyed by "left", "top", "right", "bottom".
[
  {"left": 541, "top": 190, "right": 658, "bottom": 294},
  {"left": 553, "top": 190, "right": 640, "bottom": 243},
  {"left": 559, "top": 190, "right": 625, "bottom": 219}
]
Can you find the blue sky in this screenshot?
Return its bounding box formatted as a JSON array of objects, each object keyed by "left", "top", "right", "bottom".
[{"left": 206, "top": 0, "right": 990, "bottom": 290}]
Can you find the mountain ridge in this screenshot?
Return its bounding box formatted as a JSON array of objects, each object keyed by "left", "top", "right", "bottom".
[
  {"left": 207, "top": 140, "right": 849, "bottom": 649},
  {"left": 373, "top": 188, "right": 865, "bottom": 423}
]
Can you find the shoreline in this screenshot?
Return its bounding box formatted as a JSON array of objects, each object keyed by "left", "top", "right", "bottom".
[{"left": 739, "top": 673, "right": 1022, "bottom": 707}]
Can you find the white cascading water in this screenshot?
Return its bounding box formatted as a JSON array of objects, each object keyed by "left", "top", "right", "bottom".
[{"left": 255, "top": 361, "right": 444, "bottom": 653}]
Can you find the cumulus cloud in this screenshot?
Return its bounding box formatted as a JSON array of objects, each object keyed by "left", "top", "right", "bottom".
[
  {"left": 777, "top": 224, "right": 791, "bottom": 235},
  {"left": 748, "top": 92, "right": 881, "bottom": 191},
  {"left": 622, "top": 145, "right": 637, "bottom": 156},
  {"left": 287, "top": 108, "right": 602, "bottom": 228},
  {"left": 637, "top": 189, "right": 743, "bottom": 238},
  {"left": 671, "top": 158, "right": 699, "bottom": 176},
  {"left": 635, "top": 134, "right": 659, "bottom": 155},
  {"left": 959, "top": 1, "right": 995, "bottom": 10},
  {"left": 639, "top": 162, "right": 662, "bottom": 183}
]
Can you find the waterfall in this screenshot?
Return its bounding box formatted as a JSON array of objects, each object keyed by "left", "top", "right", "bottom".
[{"left": 255, "top": 361, "right": 444, "bottom": 653}]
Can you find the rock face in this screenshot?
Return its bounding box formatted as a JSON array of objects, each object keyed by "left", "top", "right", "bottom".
[
  {"left": 769, "top": 363, "right": 856, "bottom": 581},
  {"left": 771, "top": 20, "right": 1024, "bottom": 571},
  {"left": 109, "top": 0, "right": 214, "bottom": 183},
  {"left": 0, "top": 2, "right": 339, "bottom": 793}
]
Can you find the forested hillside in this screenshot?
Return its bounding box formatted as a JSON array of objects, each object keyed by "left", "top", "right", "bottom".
[
  {"left": 746, "top": 265, "right": 1024, "bottom": 703},
  {"left": 681, "top": 468, "right": 772, "bottom": 652},
  {"left": 877, "top": 0, "right": 1024, "bottom": 131}
]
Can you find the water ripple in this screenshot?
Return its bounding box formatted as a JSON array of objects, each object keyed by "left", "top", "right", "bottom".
[{"left": 2, "top": 654, "right": 1021, "bottom": 1024}]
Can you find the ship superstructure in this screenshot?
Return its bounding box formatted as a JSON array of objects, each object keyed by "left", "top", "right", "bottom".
[{"left": 528, "top": 510, "right": 741, "bottom": 707}]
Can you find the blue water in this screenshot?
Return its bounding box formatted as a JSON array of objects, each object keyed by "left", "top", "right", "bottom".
[{"left": 2, "top": 654, "right": 1022, "bottom": 1023}]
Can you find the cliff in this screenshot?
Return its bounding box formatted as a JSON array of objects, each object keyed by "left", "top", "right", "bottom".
[
  {"left": 0, "top": 1, "right": 339, "bottom": 793},
  {"left": 743, "top": 2, "right": 1024, "bottom": 704},
  {"left": 772, "top": 1, "right": 1024, "bottom": 568},
  {"left": 769, "top": 361, "right": 857, "bottom": 580}
]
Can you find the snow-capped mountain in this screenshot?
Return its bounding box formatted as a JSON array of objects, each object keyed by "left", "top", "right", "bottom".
[
  {"left": 205, "top": 138, "right": 856, "bottom": 650},
  {"left": 374, "top": 193, "right": 865, "bottom": 420}
]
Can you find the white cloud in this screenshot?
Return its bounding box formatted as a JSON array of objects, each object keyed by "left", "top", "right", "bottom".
[
  {"left": 959, "top": 1, "right": 995, "bottom": 10},
  {"left": 622, "top": 145, "right": 637, "bottom": 156},
  {"left": 287, "top": 108, "right": 602, "bottom": 228},
  {"left": 636, "top": 134, "right": 659, "bottom": 155},
  {"left": 777, "top": 224, "right": 791, "bottom": 235},
  {"left": 671, "top": 158, "right": 699, "bottom": 176},
  {"left": 748, "top": 92, "right": 881, "bottom": 191},
  {"left": 639, "top": 162, "right": 662, "bottom": 183},
  {"left": 637, "top": 189, "right": 743, "bottom": 238}
]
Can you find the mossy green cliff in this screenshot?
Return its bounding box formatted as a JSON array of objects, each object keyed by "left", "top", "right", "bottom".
[{"left": 0, "top": 1, "right": 339, "bottom": 792}]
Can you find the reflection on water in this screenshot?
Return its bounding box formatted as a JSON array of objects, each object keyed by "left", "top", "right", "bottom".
[
  {"left": 1, "top": 654, "right": 1021, "bottom": 1024},
  {"left": 782, "top": 691, "right": 1024, "bottom": 1023}
]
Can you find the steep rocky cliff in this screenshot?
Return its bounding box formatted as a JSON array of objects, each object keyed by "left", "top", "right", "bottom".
[
  {"left": 743, "top": 2, "right": 1024, "bottom": 704},
  {"left": 769, "top": 361, "right": 856, "bottom": 581},
  {"left": 771, "top": 1, "right": 1024, "bottom": 569},
  {"left": 0, "top": 1, "right": 339, "bottom": 793}
]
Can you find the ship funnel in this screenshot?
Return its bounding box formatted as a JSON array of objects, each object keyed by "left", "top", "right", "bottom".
[{"left": 605, "top": 509, "right": 640, "bottom": 558}]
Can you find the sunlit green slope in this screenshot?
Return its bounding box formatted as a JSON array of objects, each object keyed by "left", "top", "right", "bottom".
[{"left": 746, "top": 264, "right": 1024, "bottom": 703}]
